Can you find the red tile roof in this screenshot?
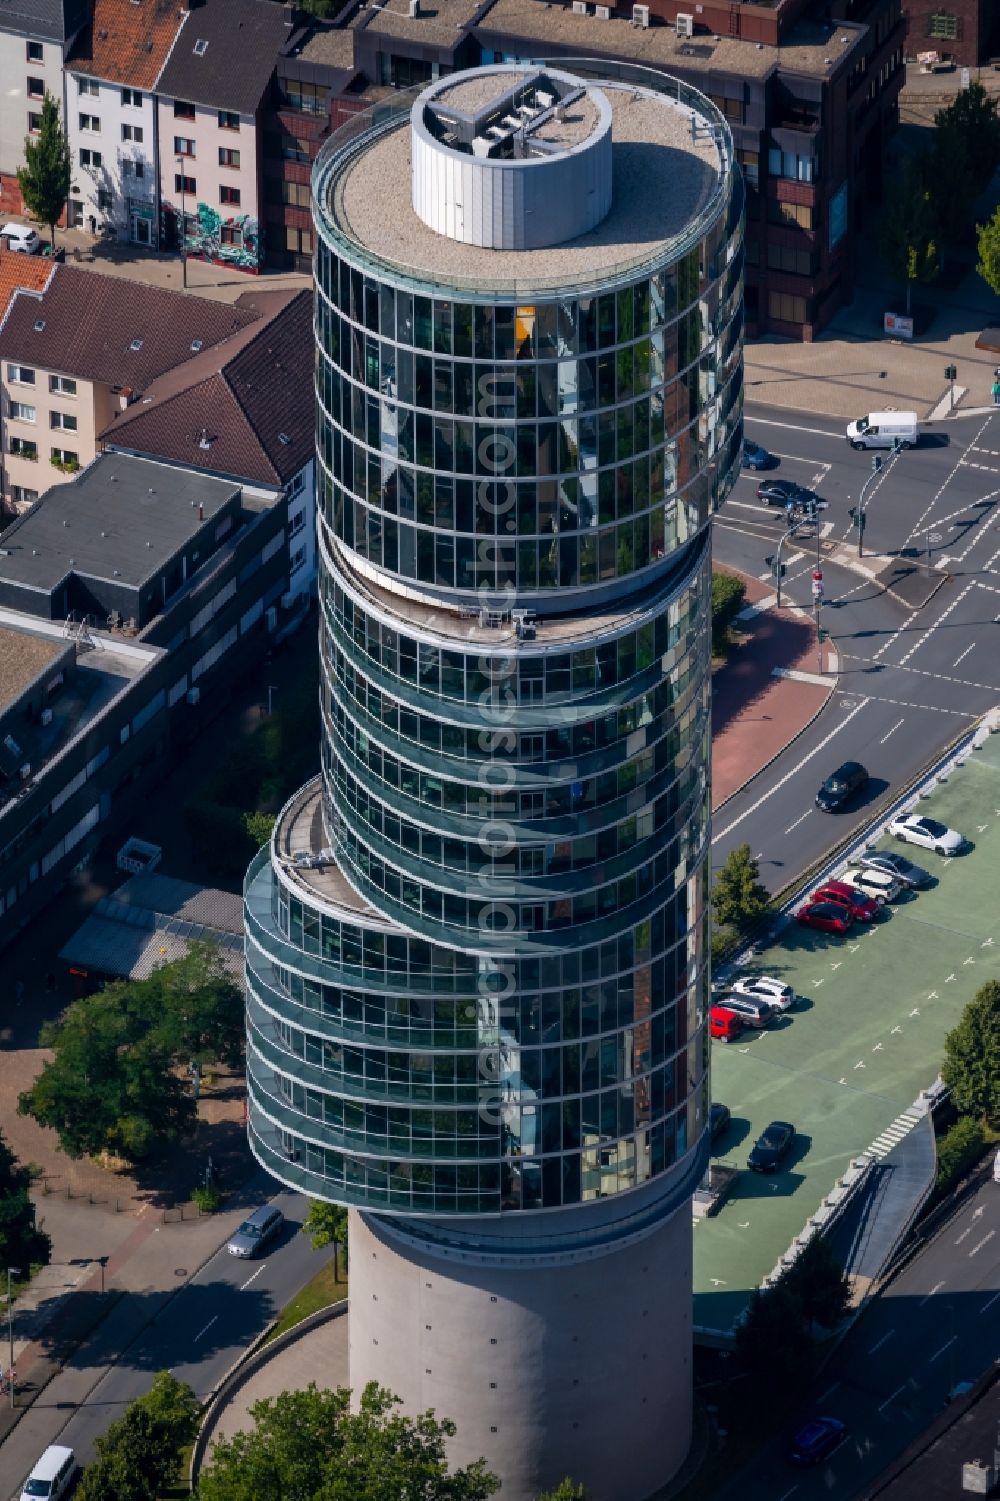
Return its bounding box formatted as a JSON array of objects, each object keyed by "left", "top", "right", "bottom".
[
  {"left": 68, "top": 0, "right": 186, "bottom": 88},
  {"left": 0, "top": 250, "right": 55, "bottom": 321}
]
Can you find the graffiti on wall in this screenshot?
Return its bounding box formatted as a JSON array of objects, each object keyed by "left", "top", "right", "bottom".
[{"left": 162, "top": 200, "right": 262, "bottom": 272}]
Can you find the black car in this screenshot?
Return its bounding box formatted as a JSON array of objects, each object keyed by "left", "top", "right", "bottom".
[
  {"left": 710, "top": 1102, "right": 731, "bottom": 1141},
  {"left": 742, "top": 438, "right": 772, "bottom": 470},
  {"left": 787, "top": 1416, "right": 847, "bottom": 1467},
  {"left": 748, "top": 1120, "right": 795, "bottom": 1173},
  {"left": 859, "top": 850, "right": 931, "bottom": 889},
  {"left": 756, "top": 478, "right": 817, "bottom": 509},
  {"left": 816, "top": 761, "right": 869, "bottom": 812}
]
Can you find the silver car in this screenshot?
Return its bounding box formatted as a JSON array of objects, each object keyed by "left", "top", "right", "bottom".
[{"left": 227, "top": 1203, "right": 284, "bottom": 1258}]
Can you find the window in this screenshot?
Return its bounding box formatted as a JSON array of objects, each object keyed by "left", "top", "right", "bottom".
[
  {"left": 27, "top": 76, "right": 44, "bottom": 98},
  {"left": 767, "top": 243, "right": 814, "bottom": 276},
  {"left": 9, "top": 402, "right": 36, "bottom": 422},
  {"left": 7, "top": 365, "right": 34, "bottom": 385},
  {"left": 737, "top": 148, "right": 759, "bottom": 189},
  {"left": 50, "top": 411, "right": 77, "bottom": 432},
  {"left": 78, "top": 78, "right": 99, "bottom": 97},
  {"left": 123, "top": 157, "right": 145, "bottom": 179},
  {"left": 218, "top": 109, "right": 240, "bottom": 129},
  {"left": 27, "top": 112, "right": 41, "bottom": 133},
  {"left": 173, "top": 99, "right": 195, "bottom": 118},
  {"left": 97, "top": 188, "right": 112, "bottom": 210},
  {"left": 289, "top": 507, "right": 306, "bottom": 534},
  {"left": 121, "top": 123, "right": 143, "bottom": 143},
  {"left": 282, "top": 79, "right": 326, "bottom": 114},
  {"left": 281, "top": 134, "right": 310, "bottom": 164},
  {"left": 121, "top": 87, "right": 142, "bottom": 106},
  {"left": 26, "top": 41, "right": 42, "bottom": 61},
  {"left": 281, "top": 180, "right": 310, "bottom": 208},
  {"left": 928, "top": 10, "right": 959, "bottom": 37},
  {"left": 218, "top": 147, "right": 240, "bottom": 168},
  {"left": 175, "top": 173, "right": 196, "bottom": 195},
  {"left": 80, "top": 147, "right": 102, "bottom": 168},
  {"left": 220, "top": 185, "right": 240, "bottom": 206},
  {"left": 174, "top": 136, "right": 195, "bottom": 156},
  {"left": 708, "top": 92, "right": 745, "bottom": 125},
  {"left": 286, "top": 225, "right": 312, "bottom": 255},
  {"left": 11, "top": 486, "right": 37, "bottom": 504},
  {"left": 291, "top": 544, "right": 306, "bottom": 573},
  {"left": 220, "top": 225, "right": 240, "bottom": 245},
  {"left": 49, "top": 375, "right": 76, "bottom": 395},
  {"left": 79, "top": 113, "right": 100, "bottom": 132},
  {"left": 9, "top": 437, "right": 37, "bottom": 460},
  {"left": 767, "top": 198, "right": 814, "bottom": 230},
  {"left": 51, "top": 446, "right": 78, "bottom": 465},
  {"left": 768, "top": 291, "right": 808, "bottom": 325},
  {"left": 767, "top": 147, "right": 815, "bottom": 183}
]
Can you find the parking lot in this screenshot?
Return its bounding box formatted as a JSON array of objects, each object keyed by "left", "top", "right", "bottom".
[{"left": 695, "top": 727, "right": 1000, "bottom": 1333}]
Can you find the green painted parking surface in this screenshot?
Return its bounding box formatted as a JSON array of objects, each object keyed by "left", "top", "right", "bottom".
[{"left": 695, "top": 733, "right": 1000, "bottom": 1333}]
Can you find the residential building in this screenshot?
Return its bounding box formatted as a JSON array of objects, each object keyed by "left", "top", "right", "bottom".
[
  {"left": 245, "top": 62, "right": 741, "bottom": 1499},
  {"left": 904, "top": 0, "right": 999, "bottom": 66},
  {"left": 0, "top": 0, "right": 90, "bottom": 220},
  {"left": 64, "top": 0, "right": 184, "bottom": 246},
  {"left": 0, "top": 266, "right": 264, "bottom": 509},
  {"left": 155, "top": 0, "right": 293, "bottom": 273},
  {"left": 0, "top": 451, "right": 293, "bottom": 952}
]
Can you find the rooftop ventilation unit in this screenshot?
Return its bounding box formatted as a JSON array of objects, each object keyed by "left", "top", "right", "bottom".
[
  {"left": 33, "top": 319, "right": 44, "bottom": 332},
  {"left": 676, "top": 10, "right": 694, "bottom": 34},
  {"left": 571, "top": 2, "right": 589, "bottom": 13},
  {"left": 408, "top": 0, "right": 420, "bottom": 15},
  {"left": 190, "top": 338, "right": 202, "bottom": 351},
  {"left": 193, "top": 38, "right": 208, "bottom": 55},
  {"left": 595, "top": 4, "right": 610, "bottom": 15},
  {"left": 632, "top": 2, "right": 649, "bottom": 22}
]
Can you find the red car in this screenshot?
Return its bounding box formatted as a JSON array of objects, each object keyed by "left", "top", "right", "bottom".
[
  {"left": 811, "top": 880, "right": 879, "bottom": 923},
  {"left": 796, "top": 900, "right": 853, "bottom": 934},
  {"left": 710, "top": 1005, "right": 744, "bottom": 1043}
]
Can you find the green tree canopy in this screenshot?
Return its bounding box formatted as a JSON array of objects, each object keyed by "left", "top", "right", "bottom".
[
  {"left": 77, "top": 1371, "right": 198, "bottom": 1501},
  {"left": 879, "top": 158, "right": 938, "bottom": 315},
  {"left": 776, "top": 1232, "right": 850, "bottom": 1330},
  {"left": 536, "top": 1483, "right": 586, "bottom": 1500},
  {"left": 16, "top": 92, "right": 70, "bottom": 247},
  {"left": 935, "top": 82, "right": 1000, "bottom": 201},
  {"left": 302, "top": 1200, "right": 349, "bottom": 1276},
  {"left": 711, "top": 571, "right": 747, "bottom": 655},
  {"left": 143, "top": 941, "right": 244, "bottom": 1068},
  {"left": 942, "top": 979, "right": 1000, "bottom": 1123},
  {"left": 712, "top": 843, "right": 770, "bottom": 939},
  {"left": 977, "top": 207, "right": 1000, "bottom": 298},
  {"left": 734, "top": 1284, "right": 815, "bottom": 1395},
  {"left": 195, "top": 1382, "right": 499, "bottom": 1501},
  {"left": 0, "top": 1129, "right": 49, "bottom": 1272}
]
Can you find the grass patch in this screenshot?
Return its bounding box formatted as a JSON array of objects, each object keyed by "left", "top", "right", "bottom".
[{"left": 263, "top": 1257, "right": 348, "bottom": 1346}]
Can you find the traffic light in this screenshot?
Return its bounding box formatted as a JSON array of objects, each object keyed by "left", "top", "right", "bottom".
[
  {"left": 848, "top": 508, "right": 866, "bottom": 531},
  {"left": 871, "top": 456, "right": 882, "bottom": 474},
  {"left": 945, "top": 364, "right": 958, "bottom": 380},
  {"left": 818, "top": 627, "right": 830, "bottom": 642}
]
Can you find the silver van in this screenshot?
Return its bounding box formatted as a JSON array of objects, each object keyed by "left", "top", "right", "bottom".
[
  {"left": 718, "top": 995, "right": 774, "bottom": 1029},
  {"left": 227, "top": 1203, "right": 284, "bottom": 1258},
  {"left": 846, "top": 411, "right": 918, "bottom": 450},
  {"left": 20, "top": 1445, "right": 78, "bottom": 1500}
]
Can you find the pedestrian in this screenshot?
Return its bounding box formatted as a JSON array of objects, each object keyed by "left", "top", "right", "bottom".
[{"left": 993, "top": 379, "right": 1000, "bottom": 407}]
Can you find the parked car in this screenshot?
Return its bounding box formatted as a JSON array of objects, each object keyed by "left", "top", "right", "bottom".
[
  {"left": 730, "top": 975, "right": 796, "bottom": 1012},
  {"left": 787, "top": 1416, "right": 847, "bottom": 1466},
  {"left": 742, "top": 437, "right": 772, "bottom": 470},
  {"left": 748, "top": 1120, "right": 796, "bottom": 1173},
  {"left": 756, "top": 478, "right": 817, "bottom": 509},
  {"left": 815, "top": 760, "right": 869, "bottom": 812},
  {"left": 709, "top": 1006, "right": 744, "bottom": 1043},
  {"left": 811, "top": 879, "right": 879, "bottom": 923},
  {"left": 796, "top": 901, "right": 853, "bottom": 935},
  {"left": 227, "top": 1203, "right": 284, "bottom": 1259},
  {"left": 1, "top": 223, "right": 41, "bottom": 255},
  {"left": 839, "top": 866, "right": 901, "bottom": 904},
  {"left": 859, "top": 849, "right": 931, "bottom": 889},
  {"left": 19, "top": 1445, "right": 78, "bottom": 1500},
  {"left": 888, "top": 813, "right": 965, "bottom": 856},
  {"left": 710, "top": 1102, "right": 731, "bottom": 1140},
  {"left": 717, "top": 995, "right": 775, "bottom": 1029}
]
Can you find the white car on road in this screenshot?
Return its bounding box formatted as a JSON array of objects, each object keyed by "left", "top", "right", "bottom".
[
  {"left": 729, "top": 975, "right": 796, "bottom": 1012},
  {"left": 839, "top": 867, "right": 901, "bottom": 904},
  {"left": 887, "top": 813, "right": 965, "bottom": 856}
]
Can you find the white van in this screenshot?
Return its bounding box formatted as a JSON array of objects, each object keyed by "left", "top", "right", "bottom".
[
  {"left": 20, "top": 1445, "right": 78, "bottom": 1500},
  {"left": 846, "top": 411, "right": 919, "bottom": 450}
]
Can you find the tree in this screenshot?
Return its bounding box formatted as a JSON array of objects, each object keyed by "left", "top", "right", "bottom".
[
  {"left": 537, "top": 1483, "right": 585, "bottom": 1501},
  {"left": 935, "top": 1116, "right": 986, "bottom": 1191},
  {"left": 145, "top": 940, "right": 244, "bottom": 1069},
  {"left": 977, "top": 207, "right": 1000, "bottom": 297},
  {"left": 77, "top": 1371, "right": 198, "bottom": 1501},
  {"left": 711, "top": 843, "right": 770, "bottom": 939},
  {"left": 927, "top": 130, "right": 978, "bottom": 252},
  {"left": 711, "top": 571, "right": 746, "bottom": 655},
  {"left": 942, "top": 979, "right": 1000, "bottom": 1124},
  {"left": 935, "top": 83, "right": 1000, "bottom": 201},
  {"left": 302, "top": 1200, "right": 349, "bottom": 1279},
  {"left": 879, "top": 158, "right": 938, "bottom": 315},
  {"left": 0, "top": 1129, "right": 50, "bottom": 1272},
  {"left": 734, "top": 1284, "right": 815, "bottom": 1395},
  {"left": 776, "top": 1233, "right": 850, "bottom": 1330},
  {"left": 16, "top": 92, "right": 70, "bottom": 248},
  {"left": 195, "top": 1382, "right": 499, "bottom": 1501}
]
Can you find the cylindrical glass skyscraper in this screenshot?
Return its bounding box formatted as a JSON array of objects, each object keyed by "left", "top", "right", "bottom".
[{"left": 245, "top": 61, "right": 742, "bottom": 1500}]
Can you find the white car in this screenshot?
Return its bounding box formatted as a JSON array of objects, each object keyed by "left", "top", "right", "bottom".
[
  {"left": 839, "top": 867, "right": 901, "bottom": 904},
  {"left": 729, "top": 975, "right": 796, "bottom": 1012},
  {"left": 1, "top": 223, "right": 40, "bottom": 254},
  {"left": 888, "top": 813, "right": 965, "bottom": 856}
]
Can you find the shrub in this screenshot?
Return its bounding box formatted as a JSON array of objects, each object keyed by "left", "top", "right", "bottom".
[
  {"left": 935, "top": 1116, "right": 986, "bottom": 1192},
  {"left": 711, "top": 571, "right": 746, "bottom": 655}
]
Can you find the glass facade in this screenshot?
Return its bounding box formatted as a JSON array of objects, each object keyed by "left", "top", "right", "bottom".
[{"left": 245, "top": 64, "right": 743, "bottom": 1222}]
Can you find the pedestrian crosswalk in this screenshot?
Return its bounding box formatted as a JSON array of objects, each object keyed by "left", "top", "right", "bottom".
[{"left": 867, "top": 1105, "right": 923, "bottom": 1161}]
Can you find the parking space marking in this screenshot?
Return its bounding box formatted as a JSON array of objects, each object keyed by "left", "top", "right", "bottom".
[
  {"left": 868, "top": 1329, "right": 896, "bottom": 1354},
  {"left": 982, "top": 1290, "right": 1000, "bottom": 1313},
  {"left": 953, "top": 644, "right": 975, "bottom": 668},
  {"left": 919, "top": 1281, "right": 945, "bottom": 1305},
  {"left": 879, "top": 718, "right": 906, "bottom": 744},
  {"left": 928, "top": 1335, "right": 957, "bottom": 1363},
  {"left": 878, "top": 1384, "right": 907, "bottom": 1413}
]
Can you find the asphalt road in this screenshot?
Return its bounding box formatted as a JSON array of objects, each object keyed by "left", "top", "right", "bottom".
[
  {"left": 715, "top": 1172, "right": 1000, "bottom": 1501},
  {"left": 8, "top": 1188, "right": 331, "bottom": 1491},
  {"left": 713, "top": 404, "right": 1000, "bottom": 890}
]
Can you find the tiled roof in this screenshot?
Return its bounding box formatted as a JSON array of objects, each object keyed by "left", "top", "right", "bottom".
[
  {"left": 0, "top": 265, "right": 261, "bottom": 388},
  {"left": 100, "top": 290, "right": 313, "bottom": 487},
  {"left": 0, "top": 250, "right": 55, "bottom": 324},
  {"left": 67, "top": 0, "right": 186, "bottom": 88},
  {"left": 156, "top": 0, "right": 293, "bottom": 115}
]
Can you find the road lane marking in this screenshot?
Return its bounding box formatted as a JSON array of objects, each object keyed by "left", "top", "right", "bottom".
[
  {"left": 868, "top": 1329, "right": 895, "bottom": 1354},
  {"left": 969, "top": 1231, "right": 996, "bottom": 1258},
  {"left": 240, "top": 1266, "right": 265, "bottom": 1290},
  {"left": 878, "top": 1384, "right": 907, "bottom": 1413},
  {"left": 953, "top": 643, "right": 975, "bottom": 668},
  {"left": 193, "top": 1315, "right": 218, "bottom": 1343},
  {"left": 778, "top": 1488, "right": 799, "bottom": 1501},
  {"left": 746, "top": 414, "right": 845, "bottom": 439},
  {"left": 712, "top": 699, "right": 870, "bottom": 844},
  {"left": 879, "top": 718, "right": 905, "bottom": 745},
  {"left": 928, "top": 1335, "right": 957, "bottom": 1364},
  {"left": 919, "top": 1281, "right": 945, "bottom": 1305},
  {"left": 981, "top": 1290, "right": 1000, "bottom": 1313},
  {"left": 898, "top": 581, "right": 978, "bottom": 668},
  {"left": 818, "top": 1382, "right": 841, "bottom": 1402},
  {"left": 783, "top": 810, "right": 812, "bottom": 835},
  {"left": 956, "top": 1228, "right": 973, "bottom": 1245}
]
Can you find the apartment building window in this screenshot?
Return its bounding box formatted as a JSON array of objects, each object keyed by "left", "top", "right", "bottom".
[
  {"left": 218, "top": 110, "right": 240, "bottom": 129},
  {"left": 737, "top": 148, "right": 759, "bottom": 189},
  {"left": 767, "top": 244, "right": 814, "bottom": 277},
  {"left": 9, "top": 438, "right": 37, "bottom": 460},
  {"left": 286, "top": 226, "right": 312, "bottom": 255},
  {"left": 123, "top": 159, "right": 145, "bottom": 179},
  {"left": 174, "top": 136, "right": 195, "bottom": 157},
  {"left": 27, "top": 76, "right": 44, "bottom": 99},
  {"left": 219, "top": 147, "right": 240, "bottom": 168},
  {"left": 281, "top": 180, "right": 310, "bottom": 208},
  {"left": 80, "top": 147, "right": 102, "bottom": 168},
  {"left": 27, "top": 113, "right": 41, "bottom": 134},
  {"left": 175, "top": 173, "right": 196, "bottom": 195},
  {"left": 768, "top": 291, "right": 808, "bottom": 325},
  {"left": 928, "top": 11, "right": 958, "bottom": 38},
  {"left": 767, "top": 199, "right": 815, "bottom": 231},
  {"left": 282, "top": 79, "right": 326, "bottom": 114},
  {"left": 173, "top": 99, "right": 195, "bottom": 118},
  {"left": 78, "top": 78, "right": 99, "bottom": 97},
  {"left": 97, "top": 189, "right": 112, "bottom": 210},
  {"left": 50, "top": 446, "right": 78, "bottom": 466},
  {"left": 11, "top": 486, "right": 37, "bottom": 504},
  {"left": 7, "top": 365, "right": 34, "bottom": 385},
  {"left": 79, "top": 113, "right": 100, "bottom": 132},
  {"left": 122, "top": 123, "right": 143, "bottom": 144},
  {"left": 708, "top": 93, "right": 745, "bottom": 125},
  {"left": 121, "top": 87, "right": 142, "bottom": 106},
  {"left": 49, "top": 375, "right": 76, "bottom": 395},
  {"left": 220, "top": 225, "right": 240, "bottom": 245},
  {"left": 50, "top": 411, "right": 77, "bottom": 432},
  {"left": 9, "top": 401, "right": 36, "bottom": 422},
  {"left": 26, "top": 41, "right": 43, "bottom": 61},
  {"left": 767, "top": 148, "right": 815, "bottom": 184},
  {"left": 281, "top": 135, "right": 310, "bottom": 164},
  {"left": 220, "top": 185, "right": 240, "bottom": 206}
]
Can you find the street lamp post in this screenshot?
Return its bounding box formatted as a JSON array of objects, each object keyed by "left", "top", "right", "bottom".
[
  {"left": 176, "top": 157, "right": 188, "bottom": 290},
  {"left": 771, "top": 516, "right": 807, "bottom": 609},
  {"left": 7, "top": 1267, "right": 20, "bottom": 1407}
]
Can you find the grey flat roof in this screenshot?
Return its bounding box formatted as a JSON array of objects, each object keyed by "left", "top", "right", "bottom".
[{"left": 0, "top": 455, "right": 240, "bottom": 594}]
